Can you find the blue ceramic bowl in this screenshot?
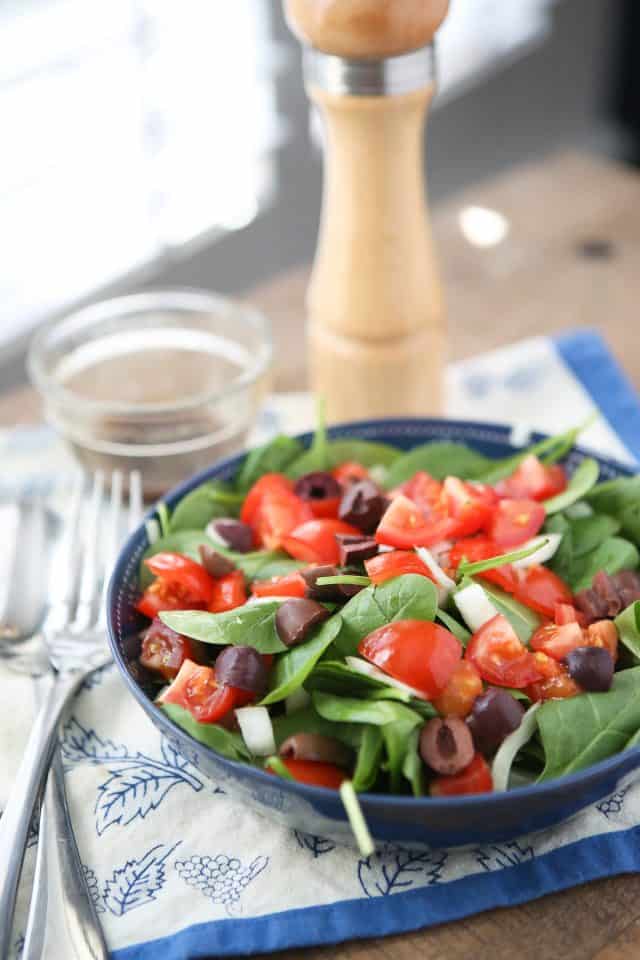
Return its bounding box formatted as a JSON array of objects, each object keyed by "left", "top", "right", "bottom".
[{"left": 107, "top": 418, "right": 640, "bottom": 848}]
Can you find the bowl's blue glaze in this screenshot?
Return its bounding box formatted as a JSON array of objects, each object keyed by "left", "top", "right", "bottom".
[{"left": 107, "top": 418, "right": 640, "bottom": 848}]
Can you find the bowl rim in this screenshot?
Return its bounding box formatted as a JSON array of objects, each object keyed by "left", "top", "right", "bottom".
[
  {"left": 106, "top": 415, "right": 640, "bottom": 812},
  {"left": 27, "top": 288, "right": 273, "bottom": 418}
]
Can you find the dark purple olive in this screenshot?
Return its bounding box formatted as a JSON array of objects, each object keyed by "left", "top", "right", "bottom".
[
  {"left": 467, "top": 689, "right": 525, "bottom": 755},
  {"left": 214, "top": 645, "right": 270, "bottom": 696},
  {"left": 565, "top": 646, "right": 614, "bottom": 692},
  {"left": 199, "top": 544, "right": 236, "bottom": 578},
  {"left": 275, "top": 598, "right": 329, "bottom": 647},
  {"left": 207, "top": 518, "right": 253, "bottom": 553},
  {"left": 419, "top": 717, "right": 474, "bottom": 775},
  {"left": 338, "top": 480, "right": 386, "bottom": 534},
  {"left": 335, "top": 534, "right": 378, "bottom": 567},
  {"left": 294, "top": 471, "right": 342, "bottom": 503},
  {"left": 279, "top": 733, "right": 352, "bottom": 768},
  {"left": 301, "top": 565, "right": 342, "bottom": 602}
]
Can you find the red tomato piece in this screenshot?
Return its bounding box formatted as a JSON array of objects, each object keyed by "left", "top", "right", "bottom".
[
  {"left": 140, "top": 618, "right": 196, "bottom": 680},
  {"left": 554, "top": 602, "right": 582, "bottom": 625},
  {"left": 240, "top": 474, "right": 312, "bottom": 550},
  {"left": 276, "top": 758, "right": 347, "bottom": 789},
  {"left": 375, "top": 494, "right": 453, "bottom": 550},
  {"left": 585, "top": 620, "right": 619, "bottom": 660},
  {"left": 486, "top": 498, "right": 546, "bottom": 548},
  {"left": 308, "top": 496, "right": 341, "bottom": 519},
  {"left": 145, "top": 552, "right": 216, "bottom": 604},
  {"left": 240, "top": 473, "right": 294, "bottom": 526},
  {"left": 465, "top": 614, "right": 541, "bottom": 688},
  {"left": 496, "top": 455, "right": 567, "bottom": 502},
  {"left": 282, "top": 519, "right": 361, "bottom": 564},
  {"left": 448, "top": 536, "right": 518, "bottom": 593},
  {"left": 530, "top": 621, "right": 584, "bottom": 661},
  {"left": 136, "top": 579, "right": 206, "bottom": 619},
  {"left": 251, "top": 572, "right": 307, "bottom": 598},
  {"left": 365, "top": 550, "right": 435, "bottom": 586},
  {"left": 391, "top": 471, "right": 443, "bottom": 510},
  {"left": 332, "top": 461, "right": 370, "bottom": 486},
  {"left": 527, "top": 653, "right": 581, "bottom": 701},
  {"left": 159, "top": 659, "right": 253, "bottom": 723},
  {"left": 431, "top": 753, "right": 493, "bottom": 797},
  {"left": 512, "top": 565, "right": 573, "bottom": 619},
  {"left": 433, "top": 661, "right": 483, "bottom": 718},
  {"left": 209, "top": 570, "right": 247, "bottom": 613},
  {"left": 443, "top": 477, "right": 495, "bottom": 538},
  {"left": 358, "top": 620, "right": 462, "bottom": 700}
]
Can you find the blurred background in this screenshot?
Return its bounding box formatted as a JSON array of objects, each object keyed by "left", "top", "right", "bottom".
[{"left": 0, "top": 0, "right": 637, "bottom": 396}]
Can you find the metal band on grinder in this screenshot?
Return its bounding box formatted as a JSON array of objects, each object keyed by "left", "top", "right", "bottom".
[{"left": 303, "top": 44, "right": 435, "bottom": 96}]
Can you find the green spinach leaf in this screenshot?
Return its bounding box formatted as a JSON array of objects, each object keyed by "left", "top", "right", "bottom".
[
  {"left": 271, "top": 705, "right": 360, "bottom": 749},
  {"left": 586, "top": 476, "right": 640, "bottom": 519},
  {"left": 384, "top": 442, "right": 493, "bottom": 487},
  {"left": 141, "top": 530, "right": 215, "bottom": 586},
  {"left": 615, "top": 602, "right": 640, "bottom": 661},
  {"left": 401, "top": 726, "right": 426, "bottom": 797},
  {"left": 570, "top": 537, "right": 639, "bottom": 592},
  {"left": 312, "top": 691, "right": 423, "bottom": 728},
  {"left": 436, "top": 608, "right": 471, "bottom": 645},
  {"left": 304, "top": 661, "right": 412, "bottom": 702},
  {"left": 382, "top": 719, "right": 418, "bottom": 793},
  {"left": 161, "top": 703, "right": 251, "bottom": 760},
  {"left": 261, "top": 616, "right": 343, "bottom": 705},
  {"left": 352, "top": 726, "right": 384, "bottom": 792},
  {"left": 543, "top": 458, "right": 599, "bottom": 515},
  {"left": 236, "top": 435, "right": 304, "bottom": 492},
  {"left": 287, "top": 439, "right": 400, "bottom": 479},
  {"left": 169, "top": 482, "right": 244, "bottom": 532},
  {"left": 160, "top": 603, "right": 287, "bottom": 654},
  {"left": 537, "top": 667, "right": 640, "bottom": 781}
]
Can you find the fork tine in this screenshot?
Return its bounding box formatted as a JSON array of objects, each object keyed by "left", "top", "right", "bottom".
[
  {"left": 44, "top": 472, "right": 85, "bottom": 633},
  {"left": 97, "top": 471, "right": 124, "bottom": 628},
  {"left": 72, "top": 471, "right": 105, "bottom": 632},
  {"left": 128, "top": 470, "right": 144, "bottom": 532}
]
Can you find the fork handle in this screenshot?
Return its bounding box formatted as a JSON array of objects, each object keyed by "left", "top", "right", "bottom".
[{"left": 0, "top": 671, "right": 85, "bottom": 960}]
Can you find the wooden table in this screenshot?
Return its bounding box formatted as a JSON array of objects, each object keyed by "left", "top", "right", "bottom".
[{"left": 4, "top": 149, "right": 640, "bottom": 959}]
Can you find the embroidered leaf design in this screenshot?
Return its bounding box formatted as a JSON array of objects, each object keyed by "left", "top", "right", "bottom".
[
  {"left": 103, "top": 842, "right": 180, "bottom": 916},
  {"left": 475, "top": 841, "right": 535, "bottom": 871},
  {"left": 60, "top": 718, "right": 128, "bottom": 765},
  {"left": 175, "top": 853, "right": 269, "bottom": 916},
  {"left": 95, "top": 762, "right": 201, "bottom": 835},
  {"left": 294, "top": 831, "right": 336, "bottom": 858},
  {"left": 357, "top": 844, "right": 447, "bottom": 897},
  {"left": 160, "top": 736, "right": 193, "bottom": 771}
]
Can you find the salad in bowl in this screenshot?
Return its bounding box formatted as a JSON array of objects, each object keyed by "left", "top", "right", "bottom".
[{"left": 111, "top": 416, "right": 640, "bottom": 849}]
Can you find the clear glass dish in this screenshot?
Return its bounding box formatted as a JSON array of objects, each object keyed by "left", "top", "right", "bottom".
[{"left": 28, "top": 290, "right": 272, "bottom": 497}]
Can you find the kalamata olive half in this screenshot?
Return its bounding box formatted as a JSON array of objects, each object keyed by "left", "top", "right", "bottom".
[
  {"left": 338, "top": 480, "right": 386, "bottom": 534},
  {"left": 335, "top": 534, "right": 378, "bottom": 567},
  {"left": 419, "top": 717, "right": 474, "bottom": 775},
  {"left": 294, "top": 471, "right": 342, "bottom": 502},
  {"left": 301, "top": 565, "right": 342, "bottom": 602},
  {"left": 207, "top": 518, "right": 253, "bottom": 553},
  {"left": 565, "top": 646, "right": 614, "bottom": 692},
  {"left": 275, "top": 598, "right": 329, "bottom": 647},
  {"left": 279, "top": 733, "right": 352, "bottom": 768},
  {"left": 214, "top": 645, "right": 270, "bottom": 696},
  {"left": 199, "top": 544, "right": 236, "bottom": 578},
  {"left": 467, "top": 688, "right": 525, "bottom": 755}
]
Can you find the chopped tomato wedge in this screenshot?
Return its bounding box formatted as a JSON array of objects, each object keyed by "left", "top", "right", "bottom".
[
  {"left": 390, "top": 471, "right": 443, "bottom": 510},
  {"left": 251, "top": 572, "right": 307, "bottom": 598},
  {"left": 512, "top": 565, "right": 572, "bottom": 619},
  {"left": 433, "top": 661, "right": 483, "bottom": 718},
  {"left": 358, "top": 620, "right": 462, "bottom": 700},
  {"left": 530, "top": 621, "right": 584, "bottom": 661},
  {"left": 145, "top": 552, "right": 216, "bottom": 604},
  {"left": 585, "top": 620, "right": 619, "bottom": 660},
  {"left": 554, "top": 602, "right": 583, "bottom": 626},
  {"left": 282, "top": 519, "right": 361, "bottom": 564},
  {"left": 332, "top": 461, "right": 370, "bottom": 486},
  {"left": 158, "top": 659, "right": 253, "bottom": 723},
  {"left": 209, "top": 570, "right": 247, "bottom": 613},
  {"left": 486, "top": 498, "right": 546, "bottom": 548},
  {"left": 376, "top": 494, "right": 453, "bottom": 550},
  {"left": 465, "top": 614, "right": 541, "bottom": 688},
  {"left": 431, "top": 753, "right": 493, "bottom": 797},
  {"left": 240, "top": 474, "right": 312, "bottom": 550},
  {"left": 448, "top": 536, "right": 518, "bottom": 593},
  {"left": 527, "top": 653, "right": 581, "bottom": 701},
  {"left": 275, "top": 758, "right": 347, "bottom": 789},
  {"left": 496, "top": 455, "right": 567, "bottom": 502},
  {"left": 140, "top": 618, "right": 198, "bottom": 681},
  {"left": 307, "top": 496, "right": 341, "bottom": 519},
  {"left": 365, "top": 550, "right": 435, "bottom": 586},
  {"left": 443, "top": 477, "right": 496, "bottom": 538},
  {"left": 136, "top": 579, "right": 205, "bottom": 619}
]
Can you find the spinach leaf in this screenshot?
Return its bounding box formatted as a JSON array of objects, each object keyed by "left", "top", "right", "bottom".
[
  {"left": 245, "top": 554, "right": 308, "bottom": 581},
  {"left": 620, "top": 501, "right": 640, "bottom": 543},
  {"left": 352, "top": 726, "right": 384, "bottom": 792},
  {"left": 141, "top": 530, "right": 215, "bottom": 586},
  {"left": 312, "top": 691, "right": 423, "bottom": 729},
  {"left": 586, "top": 476, "right": 640, "bottom": 519},
  {"left": 543, "top": 458, "right": 599, "bottom": 515},
  {"left": 271, "top": 705, "right": 360, "bottom": 749},
  {"left": 333, "top": 574, "right": 438, "bottom": 657},
  {"left": 545, "top": 514, "right": 573, "bottom": 582},
  {"left": 615, "top": 602, "right": 640, "bottom": 661},
  {"left": 160, "top": 603, "right": 287, "bottom": 654},
  {"left": 436, "top": 608, "right": 471, "bottom": 645},
  {"left": 236, "top": 435, "right": 304, "bottom": 492},
  {"left": 401, "top": 726, "right": 426, "bottom": 797},
  {"left": 546, "top": 513, "right": 626, "bottom": 591},
  {"left": 287, "top": 439, "right": 400, "bottom": 479},
  {"left": 384, "top": 442, "right": 493, "bottom": 487},
  {"left": 161, "top": 703, "right": 251, "bottom": 760},
  {"left": 261, "top": 616, "right": 343, "bottom": 705},
  {"left": 570, "top": 537, "right": 639, "bottom": 592},
  {"left": 457, "top": 577, "right": 541, "bottom": 643},
  {"left": 169, "top": 482, "right": 244, "bottom": 532},
  {"left": 382, "top": 719, "right": 418, "bottom": 793},
  {"left": 566, "top": 515, "right": 621, "bottom": 559},
  {"left": 304, "top": 661, "right": 412, "bottom": 702},
  {"left": 537, "top": 668, "right": 640, "bottom": 781}
]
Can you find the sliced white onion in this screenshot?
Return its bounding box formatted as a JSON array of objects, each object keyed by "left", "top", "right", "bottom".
[
  {"left": 345, "top": 656, "right": 424, "bottom": 700},
  {"left": 247, "top": 595, "right": 288, "bottom": 604},
  {"left": 235, "top": 706, "right": 276, "bottom": 757},
  {"left": 415, "top": 546, "right": 456, "bottom": 601},
  {"left": 454, "top": 582, "right": 499, "bottom": 633},
  {"left": 511, "top": 534, "right": 562, "bottom": 570},
  {"left": 285, "top": 688, "right": 311, "bottom": 714},
  {"left": 492, "top": 702, "right": 541, "bottom": 791},
  {"left": 378, "top": 544, "right": 394, "bottom": 554},
  {"left": 369, "top": 465, "right": 388, "bottom": 486}
]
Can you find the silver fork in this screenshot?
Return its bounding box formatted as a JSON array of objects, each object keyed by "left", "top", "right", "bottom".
[{"left": 0, "top": 470, "right": 143, "bottom": 959}]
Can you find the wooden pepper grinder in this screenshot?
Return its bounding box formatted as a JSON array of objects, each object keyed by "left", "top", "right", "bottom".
[{"left": 284, "top": 0, "right": 451, "bottom": 422}]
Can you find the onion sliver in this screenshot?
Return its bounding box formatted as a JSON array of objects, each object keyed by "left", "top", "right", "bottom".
[
  {"left": 454, "top": 583, "right": 499, "bottom": 632},
  {"left": 235, "top": 706, "right": 276, "bottom": 756}
]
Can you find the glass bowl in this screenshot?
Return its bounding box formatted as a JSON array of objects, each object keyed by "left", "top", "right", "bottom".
[{"left": 28, "top": 289, "right": 272, "bottom": 497}]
